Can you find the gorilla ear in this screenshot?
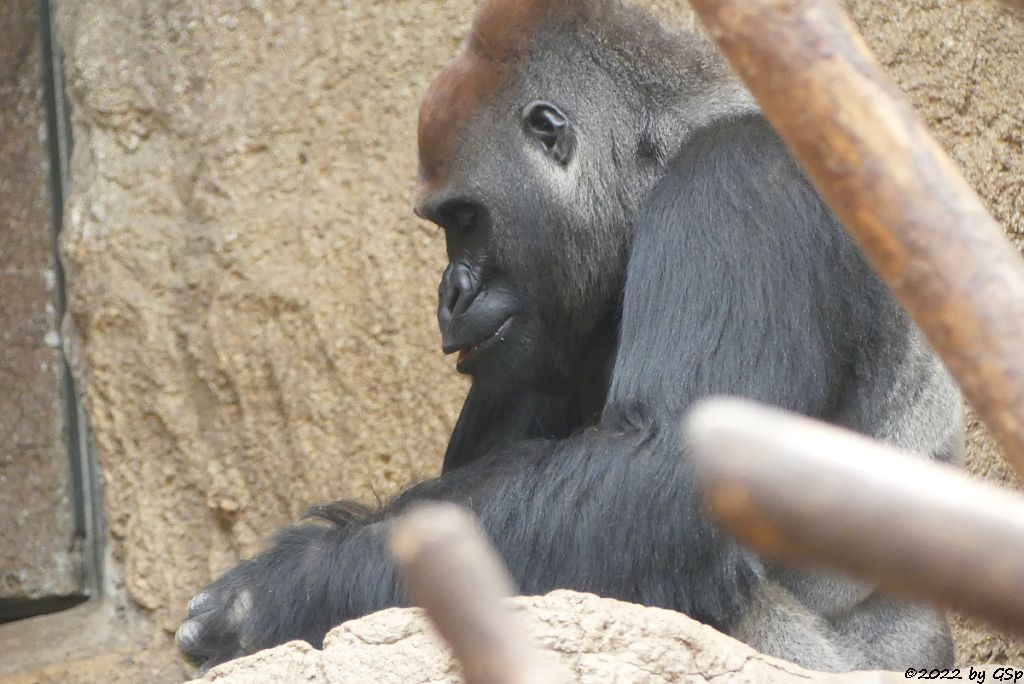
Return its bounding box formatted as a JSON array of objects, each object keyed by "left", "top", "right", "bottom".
[{"left": 522, "top": 101, "right": 575, "bottom": 165}]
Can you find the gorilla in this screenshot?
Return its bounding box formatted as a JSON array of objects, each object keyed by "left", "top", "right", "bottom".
[{"left": 178, "top": 0, "right": 963, "bottom": 673}]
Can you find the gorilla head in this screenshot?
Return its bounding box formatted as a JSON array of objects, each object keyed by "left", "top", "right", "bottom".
[{"left": 414, "top": 0, "right": 748, "bottom": 389}]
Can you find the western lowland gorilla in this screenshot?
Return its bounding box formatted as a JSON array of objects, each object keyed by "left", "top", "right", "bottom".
[{"left": 178, "top": 0, "right": 963, "bottom": 672}]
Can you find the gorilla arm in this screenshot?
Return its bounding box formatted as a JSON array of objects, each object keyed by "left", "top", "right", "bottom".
[
  {"left": 177, "top": 423, "right": 763, "bottom": 672},
  {"left": 612, "top": 114, "right": 953, "bottom": 670},
  {"left": 607, "top": 113, "right": 855, "bottom": 420}
]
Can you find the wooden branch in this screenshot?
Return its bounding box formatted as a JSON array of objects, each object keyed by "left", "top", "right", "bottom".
[
  {"left": 687, "top": 0, "right": 1024, "bottom": 480},
  {"left": 389, "top": 503, "right": 567, "bottom": 684},
  {"left": 686, "top": 397, "right": 1024, "bottom": 635}
]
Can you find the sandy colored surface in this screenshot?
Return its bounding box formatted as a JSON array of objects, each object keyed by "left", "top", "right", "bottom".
[{"left": 56, "top": 0, "right": 473, "bottom": 635}]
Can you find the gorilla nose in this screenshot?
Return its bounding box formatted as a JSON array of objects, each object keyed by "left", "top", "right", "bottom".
[
  {"left": 438, "top": 264, "right": 479, "bottom": 343},
  {"left": 440, "top": 264, "right": 476, "bottom": 317}
]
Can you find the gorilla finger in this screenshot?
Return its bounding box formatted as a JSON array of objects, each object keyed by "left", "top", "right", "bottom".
[
  {"left": 176, "top": 617, "right": 214, "bottom": 666},
  {"left": 176, "top": 610, "right": 242, "bottom": 663},
  {"left": 186, "top": 590, "right": 215, "bottom": 617},
  {"left": 227, "top": 588, "right": 254, "bottom": 626}
]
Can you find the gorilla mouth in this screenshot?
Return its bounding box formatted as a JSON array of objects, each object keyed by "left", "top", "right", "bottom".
[{"left": 455, "top": 317, "right": 514, "bottom": 372}]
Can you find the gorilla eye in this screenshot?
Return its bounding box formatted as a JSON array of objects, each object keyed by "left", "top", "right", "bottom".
[{"left": 522, "top": 101, "right": 574, "bottom": 165}]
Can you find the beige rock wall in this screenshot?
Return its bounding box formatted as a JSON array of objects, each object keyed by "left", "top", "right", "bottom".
[
  {"left": 2, "top": 0, "right": 1022, "bottom": 681},
  {"left": 57, "top": 0, "right": 473, "bottom": 634}
]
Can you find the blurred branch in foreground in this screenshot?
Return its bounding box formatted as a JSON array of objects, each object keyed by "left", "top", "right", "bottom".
[
  {"left": 390, "top": 502, "right": 568, "bottom": 684},
  {"left": 687, "top": 397, "right": 1024, "bottom": 636}
]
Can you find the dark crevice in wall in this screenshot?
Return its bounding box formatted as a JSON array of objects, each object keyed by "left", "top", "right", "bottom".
[
  {"left": 0, "top": 595, "right": 87, "bottom": 625},
  {"left": 36, "top": 0, "right": 103, "bottom": 610}
]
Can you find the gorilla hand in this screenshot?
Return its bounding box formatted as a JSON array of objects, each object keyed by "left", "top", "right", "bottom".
[
  {"left": 176, "top": 557, "right": 265, "bottom": 672},
  {"left": 177, "top": 517, "right": 399, "bottom": 673}
]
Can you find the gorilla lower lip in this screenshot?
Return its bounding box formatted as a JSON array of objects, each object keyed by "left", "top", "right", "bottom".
[{"left": 455, "top": 317, "right": 513, "bottom": 371}]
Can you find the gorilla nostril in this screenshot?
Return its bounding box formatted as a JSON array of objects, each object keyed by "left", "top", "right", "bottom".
[
  {"left": 442, "top": 284, "right": 459, "bottom": 316},
  {"left": 452, "top": 268, "right": 475, "bottom": 315},
  {"left": 452, "top": 205, "right": 476, "bottom": 233},
  {"left": 439, "top": 263, "right": 478, "bottom": 321},
  {"left": 440, "top": 268, "right": 458, "bottom": 316},
  {"left": 428, "top": 198, "right": 480, "bottom": 234}
]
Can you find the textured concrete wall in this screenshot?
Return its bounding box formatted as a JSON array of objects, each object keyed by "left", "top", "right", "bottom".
[
  {"left": 2, "top": 0, "right": 1022, "bottom": 681},
  {"left": 0, "top": 0, "right": 80, "bottom": 607},
  {"left": 56, "top": 0, "right": 472, "bottom": 635}
]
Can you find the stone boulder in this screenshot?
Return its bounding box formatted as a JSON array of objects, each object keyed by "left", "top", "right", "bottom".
[{"left": 186, "top": 591, "right": 903, "bottom": 684}]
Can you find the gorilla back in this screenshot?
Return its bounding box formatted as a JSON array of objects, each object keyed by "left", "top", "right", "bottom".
[{"left": 178, "top": 0, "right": 963, "bottom": 673}]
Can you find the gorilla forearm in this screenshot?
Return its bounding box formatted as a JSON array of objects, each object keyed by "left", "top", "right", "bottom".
[
  {"left": 179, "top": 422, "right": 761, "bottom": 667},
  {"left": 177, "top": 518, "right": 400, "bottom": 667},
  {"left": 428, "top": 423, "right": 761, "bottom": 627}
]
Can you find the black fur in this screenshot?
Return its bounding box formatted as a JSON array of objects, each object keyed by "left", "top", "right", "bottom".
[{"left": 178, "top": 115, "right": 894, "bottom": 670}]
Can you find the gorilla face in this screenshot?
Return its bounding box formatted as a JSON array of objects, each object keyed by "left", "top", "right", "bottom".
[
  {"left": 415, "top": 99, "right": 581, "bottom": 386},
  {"left": 415, "top": 30, "right": 647, "bottom": 389}
]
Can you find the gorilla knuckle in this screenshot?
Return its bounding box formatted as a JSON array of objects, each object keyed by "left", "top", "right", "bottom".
[
  {"left": 228, "top": 588, "right": 255, "bottom": 627},
  {"left": 175, "top": 617, "right": 211, "bottom": 663},
  {"left": 186, "top": 590, "right": 214, "bottom": 616}
]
